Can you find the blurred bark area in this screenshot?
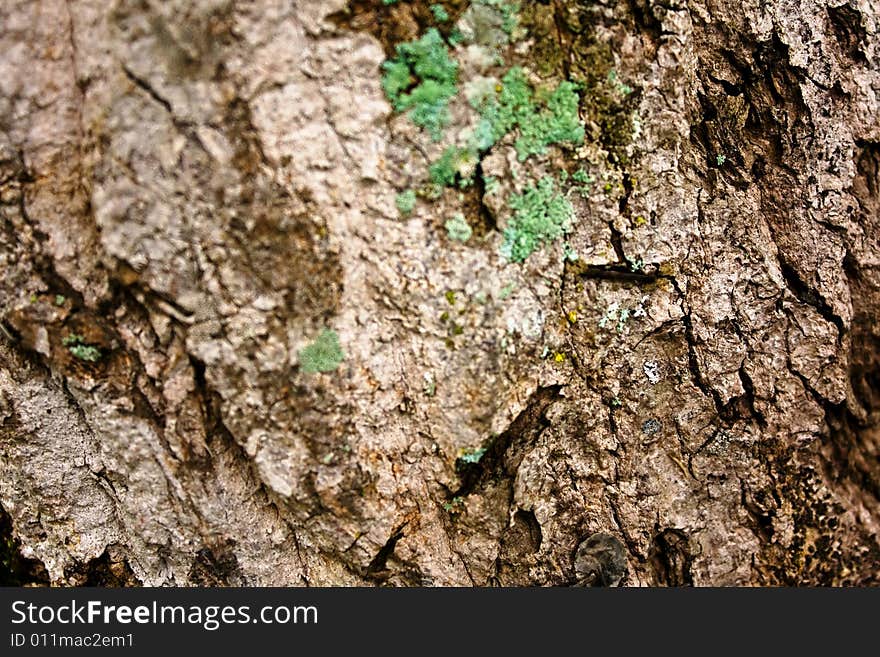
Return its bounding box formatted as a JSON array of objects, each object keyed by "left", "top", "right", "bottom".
[{"left": 1, "top": 0, "right": 879, "bottom": 586}]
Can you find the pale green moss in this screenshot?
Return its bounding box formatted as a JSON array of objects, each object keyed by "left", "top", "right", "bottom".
[
  {"left": 62, "top": 334, "right": 101, "bottom": 362},
  {"left": 428, "top": 67, "right": 585, "bottom": 195},
  {"left": 473, "top": 67, "right": 585, "bottom": 162},
  {"left": 572, "top": 168, "right": 592, "bottom": 183},
  {"left": 501, "top": 176, "right": 574, "bottom": 262},
  {"left": 299, "top": 329, "right": 344, "bottom": 373},
  {"left": 396, "top": 189, "right": 417, "bottom": 216},
  {"left": 515, "top": 80, "right": 584, "bottom": 160},
  {"left": 458, "top": 445, "right": 487, "bottom": 464},
  {"left": 430, "top": 3, "right": 449, "bottom": 22},
  {"left": 445, "top": 213, "right": 473, "bottom": 242},
  {"left": 429, "top": 146, "right": 477, "bottom": 187},
  {"left": 382, "top": 28, "right": 459, "bottom": 141}
]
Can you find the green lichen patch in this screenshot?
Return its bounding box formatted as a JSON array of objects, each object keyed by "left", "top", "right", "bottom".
[
  {"left": 472, "top": 67, "right": 531, "bottom": 144},
  {"left": 458, "top": 445, "right": 487, "bottom": 464},
  {"left": 373, "top": 2, "right": 634, "bottom": 268},
  {"left": 516, "top": 5, "right": 639, "bottom": 167},
  {"left": 501, "top": 176, "right": 574, "bottom": 262},
  {"left": 426, "top": 66, "right": 586, "bottom": 197},
  {"left": 299, "top": 329, "right": 345, "bottom": 374},
  {"left": 473, "top": 67, "right": 585, "bottom": 162},
  {"left": 396, "top": 189, "right": 418, "bottom": 215},
  {"left": 429, "top": 145, "right": 477, "bottom": 188},
  {"left": 382, "top": 28, "right": 459, "bottom": 140},
  {"left": 445, "top": 212, "right": 473, "bottom": 242},
  {"left": 572, "top": 168, "right": 592, "bottom": 184},
  {"left": 62, "top": 334, "right": 102, "bottom": 362},
  {"left": 429, "top": 3, "right": 449, "bottom": 22},
  {"left": 516, "top": 80, "right": 584, "bottom": 160}
]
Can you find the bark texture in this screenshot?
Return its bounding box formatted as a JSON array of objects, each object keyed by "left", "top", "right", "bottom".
[{"left": 1, "top": 0, "right": 879, "bottom": 586}]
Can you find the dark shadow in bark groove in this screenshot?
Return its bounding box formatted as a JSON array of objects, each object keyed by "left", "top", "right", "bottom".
[
  {"left": 0, "top": 503, "right": 50, "bottom": 586},
  {"left": 826, "top": 3, "right": 868, "bottom": 64},
  {"left": 649, "top": 528, "right": 695, "bottom": 587},
  {"left": 188, "top": 543, "right": 244, "bottom": 586},
  {"left": 63, "top": 545, "right": 140, "bottom": 587},
  {"left": 493, "top": 509, "right": 542, "bottom": 586},
  {"left": 366, "top": 525, "right": 405, "bottom": 578},
  {"left": 365, "top": 521, "right": 425, "bottom": 585},
  {"left": 451, "top": 385, "right": 562, "bottom": 499},
  {"left": 329, "top": 0, "right": 470, "bottom": 55}
]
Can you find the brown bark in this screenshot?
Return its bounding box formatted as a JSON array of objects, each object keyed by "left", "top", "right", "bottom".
[{"left": 1, "top": 0, "right": 879, "bottom": 586}]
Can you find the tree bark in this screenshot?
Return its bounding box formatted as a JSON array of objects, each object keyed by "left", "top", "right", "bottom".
[{"left": 1, "top": 0, "right": 879, "bottom": 586}]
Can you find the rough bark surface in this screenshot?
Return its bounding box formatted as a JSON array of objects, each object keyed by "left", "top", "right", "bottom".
[{"left": 1, "top": 0, "right": 879, "bottom": 586}]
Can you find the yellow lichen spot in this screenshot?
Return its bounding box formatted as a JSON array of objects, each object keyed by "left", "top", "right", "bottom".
[
  {"left": 553, "top": 352, "right": 566, "bottom": 363},
  {"left": 567, "top": 311, "right": 577, "bottom": 324},
  {"left": 634, "top": 215, "right": 647, "bottom": 226}
]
